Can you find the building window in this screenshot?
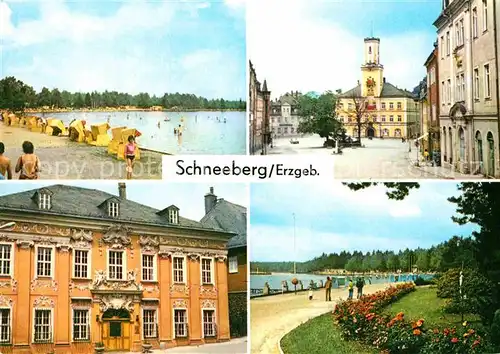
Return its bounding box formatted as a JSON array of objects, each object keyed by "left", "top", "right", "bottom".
[
  {"left": 36, "top": 247, "right": 53, "bottom": 278},
  {"left": 73, "top": 250, "right": 89, "bottom": 279},
  {"left": 173, "top": 256, "right": 185, "bottom": 283},
  {"left": 473, "top": 8, "right": 478, "bottom": 38},
  {"left": 446, "top": 31, "right": 450, "bottom": 55},
  {"left": 72, "top": 309, "right": 89, "bottom": 341},
  {"left": 458, "top": 19, "right": 464, "bottom": 46},
  {"left": 108, "top": 250, "right": 124, "bottom": 280},
  {"left": 0, "top": 309, "right": 10, "bottom": 343},
  {"left": 397, "top": 102, "right": 402, "bottom": 110},
  {"left": 474, "top": 68, "right": 480, "bottom": 99},
  {"left": 440, "top": 36, "right": 444, "bottom": 59},
  {"left": 484, "top": 64, "right": 491, "bottom": 98},
  {"left": 389, "top": 116, "right": 394, "bottom": 122},
  {"left": 174, "top": 309, "right": 187, "bottom": 338},
  {"left": 441, "top": 81, "right": 445, "bottom": 104},
  {"left": 381, "top": 102, "right": 386, "bottom": 110},
  {"left": 228, "top": 256, "right": 238, "bottom": 273},
  {"left": 168, "top": 209, "right": 178, "bottom": 224},
  {"left": 39, "top": 193, "right": 51, "bottom": 210},
  {"left": 389, "top": 103, "right": 394, "bottom": 110},
  {"left": 201, "top": 258, "right": 213, "bottom": 284},
  {"left": 483, "top": 0, "right": 488, "bottom": 32},
  {"left": 397, "top": 116, "right": 402, "bottom": 122},
  {"left": 34, "top": 309, "right": 52, "bottom": 342},
  {"left": 381, "top": 116, "right": 386, "bottom": 122},
  {"left": 143, "top": 309, "right": 157, "bottom": 338},
  {"left": 142, "top": 254, "right": 156, "bottom": 281},
  {"left": 108, "top": 202, "right": 119, "bottom": 217},
  {"left": 0, "top": 245, "right": 12, "bottom": 277},
  {"left": 461, "top": 73, "right": 466, "bottom": 101},
  {"left": 447, "top": 79, "right": 451, "bottom": 104},
  {"left": 202, "top": 309, "right": 216, "bottom": 338}
]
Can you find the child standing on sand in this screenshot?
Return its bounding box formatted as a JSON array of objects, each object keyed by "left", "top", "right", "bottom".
[
  {"left": 125, "top": 135, "right": 136, "bottom": 180},
  {"left": 15, "top": 141, "right": 40, "bottom": 180}
]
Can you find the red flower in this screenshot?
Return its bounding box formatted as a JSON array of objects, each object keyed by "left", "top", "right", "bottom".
[{"left": 451, "top": 337, "right": 459, "bottom": 343}]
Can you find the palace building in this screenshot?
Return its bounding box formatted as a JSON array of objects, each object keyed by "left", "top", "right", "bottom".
[
  {"left": 0, "top": 183, "right": 235, "bottom": 353},
  {"left": 337, "top": 37, "right": 420, "bottom": 139}
]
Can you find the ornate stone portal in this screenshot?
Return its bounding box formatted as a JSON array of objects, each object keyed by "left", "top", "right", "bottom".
[{"left": 97, "top": 294, "right": 138, "bottom": 313}]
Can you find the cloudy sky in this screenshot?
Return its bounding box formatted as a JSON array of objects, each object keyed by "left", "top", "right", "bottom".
[
  {"left": 250, "top": 182, "right": 478, "bottom": 262},
  {"left": 0, "top": 0, "right": 245, "bottom": 100},
  {"left": 248, "top": 0, "right": 441, "bottom": 98},
  {"left": 0, "top": 181, "right": 248, "bottom": 221}
]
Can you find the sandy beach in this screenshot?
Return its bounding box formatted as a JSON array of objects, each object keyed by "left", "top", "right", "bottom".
[
  {"left": 250, "top": 283, "right": 393, "bottom": 354},
  {"left": 0, "top": 124, "right": 162, "bottom": 179}
]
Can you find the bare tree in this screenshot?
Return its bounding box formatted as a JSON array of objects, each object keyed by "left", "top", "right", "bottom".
[{"left": 347, "top": 91, "right": 370, "bottom": 142}]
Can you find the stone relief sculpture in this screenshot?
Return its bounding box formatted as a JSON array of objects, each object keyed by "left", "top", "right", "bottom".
[
  {"left": 93, "top": 270, "right": 107, "bottom": 288},
  {"left": 33, "top": 296, "right": 55, "bottom": 308},
  {"left": 201, "top": 299, "right": 216, "bottom": 309},
  {"left": 98, "top": 294, "right": 135, "bottom": 313},
  {"left": 101, "top": 225, "right": 132, "bottom": 249},
  {"left": 138, "top": 236, "right": 159, "bottom": 253}
]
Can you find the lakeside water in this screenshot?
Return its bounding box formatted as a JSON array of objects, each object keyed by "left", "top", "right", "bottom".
[
  {"left": 250, "top": 273, "right": 433, "bottom": 291},
  {"left": 33, "top": 111, "right": 246, "bottom": 155}
]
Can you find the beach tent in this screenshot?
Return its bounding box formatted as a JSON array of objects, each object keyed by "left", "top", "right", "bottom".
[
  {"left": 45, "top": 119, "right": 67, "bottom": 136},
  {"left": 7, "top": 113, "right": 19, "bottom": 126},
  {"left": 68, "top": 120, "right": 87, "bottom": 142},
  {"left": 87, "top": 123, "right": 111, "bottom": 147},
  {"left": 107, "top": 127, "right": 128, "bottom": 155},
  {"left": 116, "top": 128, "right": 142, "bottom": 161}
]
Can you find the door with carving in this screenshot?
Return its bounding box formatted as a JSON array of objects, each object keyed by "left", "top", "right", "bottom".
[{"left": 102, "top": 309, "right": 131, "bottom": 351}]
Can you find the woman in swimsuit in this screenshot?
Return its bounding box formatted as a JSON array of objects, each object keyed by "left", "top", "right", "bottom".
[
  {"left": 15, "top": 141, "right": 40, "bottom": 180},
  {"left": 125, "top": 135, "right": 136, "bottom": 180}
]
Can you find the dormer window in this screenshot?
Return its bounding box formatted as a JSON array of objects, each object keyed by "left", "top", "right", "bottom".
[
  {"left": 168, "top": 209, "right": 178, "bottom": 224},
  {"left": 39, "top": 193, "right": 51, "bottom": 210},
  {"left": 108, "top": 202, "right": 119, "bottom": 217}
]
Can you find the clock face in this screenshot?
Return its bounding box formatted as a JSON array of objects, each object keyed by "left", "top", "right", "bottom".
[{"left": 366, "top": 77, "right": 376, "bottom": 88}]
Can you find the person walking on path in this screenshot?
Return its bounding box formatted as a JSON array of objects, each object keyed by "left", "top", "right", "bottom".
[
  {"left": 348, "top": 278, "right": 354, "bottom": 299},
  {"left": 15, "top": 141, "right": 40, "bottom": 180},
  {"left": 325, "top": 276, "right": 332, "bottom": 301},
  {"left": 125, "top": 135, "right": 136, "bottom": 180},
  {"left": 356, "top": 277, "right": 365, "bottom": 299},
  {"left": 0, "top": 143, "right": 12, "bottom": 180}
]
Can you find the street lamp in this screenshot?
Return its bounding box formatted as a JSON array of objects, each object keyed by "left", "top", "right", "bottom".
[
  {"left": 457, "top": 238, "right": 465, "bottom": 322},
  {"left": 292, "top": 213, "right": 296, "bottom": 275},
  {"left": 0, "top": 222, "right": 15, "bottom": 230}
]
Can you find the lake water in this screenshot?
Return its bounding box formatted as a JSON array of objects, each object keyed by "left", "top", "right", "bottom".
[
  {"left": 34, "top": 111, "right": 246, "bottom": 155},
  {"left": 250, "top": 273, "right": 433, "bottom": 291}
]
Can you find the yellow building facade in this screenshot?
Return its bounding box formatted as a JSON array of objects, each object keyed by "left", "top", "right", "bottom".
[
  {"left": 0, "top": 183, "right": 233, "bottom": 353},
  {"left": 337, "top": 38, "right": 420, "bottom": 139}
]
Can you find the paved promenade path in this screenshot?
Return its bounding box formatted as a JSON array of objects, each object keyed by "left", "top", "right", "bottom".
[
  {"left": 250, "top": 283, "right": 392, "bottom": 354},
  {"left": 1, "top": 124, "right": 162, "bottom": 179}
]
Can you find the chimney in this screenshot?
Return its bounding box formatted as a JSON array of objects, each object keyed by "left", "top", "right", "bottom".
[
  {"left": 118, "top": 183, "right": 126, "bottom": 199},
  {"left": 204, "top": 187, "right": 217, "bottom": 215}
]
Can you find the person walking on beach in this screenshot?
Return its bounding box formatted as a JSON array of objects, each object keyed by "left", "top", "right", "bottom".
[
  {"left": 356, "top": 277, "right": 365, "bottom": 299},
  {"left": 0, "top": 143, "right": 13, "bottom": 180},
  {"left": 15, "top": 141, "right": 40, "bottom": 180},
  {"left": 177, "top": 124, "right": 183, "bottom": 145},
  {"left": 125, "top": 135, "right": 136, "bottom": 180},
  {"left": 325, "top": 276, "right": 332, "bottom": 302},
  {"left": 347, "top": 278, "right": 354, "bottom": 299}
]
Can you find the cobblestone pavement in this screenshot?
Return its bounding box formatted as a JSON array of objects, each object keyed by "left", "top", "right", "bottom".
[
  {"left": 269, "top": 135, "right": 482, "bottom": 179},
  {"left": 1, "top": 124, "right": 162, "bottom": 179}
]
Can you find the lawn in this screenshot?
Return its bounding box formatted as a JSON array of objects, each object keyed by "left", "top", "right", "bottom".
[
  {"left": 383, "top": 286, "right": 482, "bottom": 329},
  {"left": 280, "top": 313, "right": 378, "bottom": 354}
]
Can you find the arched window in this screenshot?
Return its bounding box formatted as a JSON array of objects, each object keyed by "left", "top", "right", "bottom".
[
  {"left": 442, "top": 127, "right": 447, "bottom": 161},
  {"left": 475, "top": 131, "right": 483, "bottom": 173},
  {"left": 459, "top": 127, "right": 465, "bottom": 161},
  {"left": 369, "top": 46, "right": 372, "bottom": 54},
  {"left": 383, "top": 128, "right": 389, "bottom": 137},
  {"left": 487, "top": 132, "right": 495, "bottom": 176},
  {"left": 394, "top": 129, "right": 402, "bottom": 137}
]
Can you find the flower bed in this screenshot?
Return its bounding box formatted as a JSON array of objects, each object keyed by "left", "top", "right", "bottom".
[{"left": 333, "top": 283, "right": 490, "bottom": 353}]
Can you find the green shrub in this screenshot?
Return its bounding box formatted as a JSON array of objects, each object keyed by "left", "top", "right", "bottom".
[
  {"left": 414, "top": 277, "right": 433, "bottom": 286},
  {"left": 228, "top": 293, "right": 247, "bottom": 337},
  {"left": 436, "top": 268, "right": 498, "bottom": 322},
  {"left": 491, "top": 309, "right": 500, "bottom": 348}
]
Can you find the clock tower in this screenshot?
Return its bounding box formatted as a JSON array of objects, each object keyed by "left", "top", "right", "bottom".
[{"left": 361, "top": 37, "right": 384, "bottom": 97}]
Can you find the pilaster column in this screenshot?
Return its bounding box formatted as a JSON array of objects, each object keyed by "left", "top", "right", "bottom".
[
  {"left": 159, "top": 253, "right": 171, "bottom": 341},
  {"left": 13, "top": 241, "right": 33, "bottom": 346},
  {"left": 56, "top": 245, "right": 71, "bottom": 344},
  {"left": 216, "top": 257, "right": 230, "bottom": 340},
  {"left": 188, "top": 255, "right": 201, "bottom": 341}
]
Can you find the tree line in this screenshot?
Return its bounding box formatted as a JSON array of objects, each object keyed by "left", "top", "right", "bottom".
[
  {"left": 251, "top": 236, "right": 471, "bottom": 274},
  {"left": 0, "top": 76, "right": 246, "bottom": 112}
]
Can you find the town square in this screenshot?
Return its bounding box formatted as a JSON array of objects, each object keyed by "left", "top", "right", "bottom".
[{"left": 249, "top": 0, "right": 500, "bottom": 179}]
